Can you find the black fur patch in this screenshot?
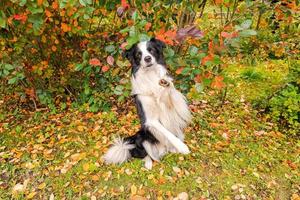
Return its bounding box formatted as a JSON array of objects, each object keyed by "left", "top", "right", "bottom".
[
  {"left": 133, "top": 95, "right": 146, "bottom": 126},
  {"left": 125, "top": 128, "right": 158, "bottom": 159},
  {"left": 147, "top": 38, "right": 166, "bottom": 66}
]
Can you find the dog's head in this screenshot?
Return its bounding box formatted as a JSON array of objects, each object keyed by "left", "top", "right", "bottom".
[{"left": 123, "top": 38, "right": 166, "bottom": 74}]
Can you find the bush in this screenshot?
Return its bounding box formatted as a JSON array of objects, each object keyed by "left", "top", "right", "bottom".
[
  {"left": 267, "top": 83, "right": 300, "bottom": 136},
  {"left": 0, "top": 0, "right": 298, "bottom": 113}
]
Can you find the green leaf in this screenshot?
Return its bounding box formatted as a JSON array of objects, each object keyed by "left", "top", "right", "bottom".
[
  {"left": 28, "top": 14, "right": 44, "bottom": 35},
  {"left": 132, "top": 11, "right": 138, "bottom": 22},
  {"left": 139, "top": 34, "right": 150, "bottom": 41},
  {"left": 4, "top": 64, "right": 14, "bottom": 71},
  {"left": 19, "top": 0, "right": 27, "bottom": 6},
  {"left": 105, "top": 45, "right": 115, "bottom": 53},
  {"left": 8, "top": 77, "right": 17, "bottom": 84},
  {"left": 114, "top": 85, "right": 124, "bottom": 95},
  {"left": 241, "top": 19, "right": 252, "bottom": 29},
  {"left": 126, "top": 35, "right": 139, "bottom": 49},
  {"left": 239, "top": 29, "right": 257, "bottom": 37},
  {"left": 83, "top": 51, "right": 89, "bottom": 60},
  {"left": 120, "top": 27, "right": 130, "bottom": 33},
  {"left": 189, "top": 46, "right": 198, "bottom": 57},
  {"left": 79, "top": 0, "right": 92, "bottom": 7},
  {"left": 0, "top": 11, "right": 7, "bottom": 28},
  {"left": 75, "top": 63, "right": 83, "bottom": 71},
  {"left": 28, "top": 6, "right": 43, "bottom": 14}
]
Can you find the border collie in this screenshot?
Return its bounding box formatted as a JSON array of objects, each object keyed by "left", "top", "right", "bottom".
[{"left": 103, "top": 38, "right": 191, "bottom": 169}]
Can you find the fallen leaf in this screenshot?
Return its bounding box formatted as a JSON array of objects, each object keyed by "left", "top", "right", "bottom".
[
  {"left": 38, "top": 182, "right": 46, "bottom": 190},
  {"left": 131, "top": 184, "right": 137, "bottom": 195},
  {"left": 89, "top": 58, "right": 101, "bottom": 66},
  {"left": 102, "top": 65, "right": 110, "bottom": 72},
  {"left": 107, "top": 56, "right": 114, "bottom": 66}
]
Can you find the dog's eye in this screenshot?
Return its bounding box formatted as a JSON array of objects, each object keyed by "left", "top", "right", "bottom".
[
  {"left": 135, "top": 52, "right": 141, "bottom": 58},
  {"left": 147, "top": 48, "right": 154, "bottom": 53}
]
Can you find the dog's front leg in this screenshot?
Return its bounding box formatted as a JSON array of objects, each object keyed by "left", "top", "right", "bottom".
[
  {"left": 143, "top": 155, "right": 153, "bottom": 170},
  {"left": 146, "top": 120, "right": 190, "bottom": 154}
]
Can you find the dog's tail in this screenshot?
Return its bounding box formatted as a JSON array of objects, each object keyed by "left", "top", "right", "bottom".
[{"left": 103, "top": 137, "right": 135, "bottom": 164}]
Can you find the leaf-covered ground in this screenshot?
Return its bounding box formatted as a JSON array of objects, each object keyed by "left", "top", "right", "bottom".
[{"left": 1, "top": 60, "right": 299, "bottom": 199}]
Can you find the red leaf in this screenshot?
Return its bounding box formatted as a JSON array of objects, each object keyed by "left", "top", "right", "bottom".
[
  {"left": 120, "top": 42, "right": 128, "bottom": 50},
  {"left": 13, "top": 14, "right": 27, "bottom": 23},
  {"left": 221, "top": 31, "right": 238, "bottom": 39},
  {"left": 106, "top": 56, "right": 114, "bottom": 66},
  {"left": 176, "top": 25, "right": 204, "bottom": 42},
  {"left": 89, "top": 58, "right": 101, "bottom": 66},
  {"left": 102, "top": 65, "right": 110, "bottom": 72},
  {"left": 121, "top": 0, "right": 130, "bottom": 9}
]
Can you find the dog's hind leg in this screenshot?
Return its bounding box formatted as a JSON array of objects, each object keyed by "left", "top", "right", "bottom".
[{"left": 146, "top": 120, "right": 190, "bottom": 154}]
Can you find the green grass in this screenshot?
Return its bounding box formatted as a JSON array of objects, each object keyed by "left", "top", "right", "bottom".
[{"left": 0, "top": 60, "right": 299, "bottom": 199}]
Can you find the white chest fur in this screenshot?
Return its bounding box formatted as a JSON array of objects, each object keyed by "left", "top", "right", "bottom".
[{"left": 131, "top": 64, "right": 191, "bottom": 141}]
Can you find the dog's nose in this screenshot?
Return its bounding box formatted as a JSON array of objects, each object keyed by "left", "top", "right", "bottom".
[{"left": 144, "top": 56, "right": 152, "bottom": 63}]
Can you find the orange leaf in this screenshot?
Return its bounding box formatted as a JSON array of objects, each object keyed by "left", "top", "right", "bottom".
[
  {"left": 175, "top": 67, "right": 184, "bottom": 75},
  {"left": 155, "top": 28, "right": 177, "bottom": 46},
  {"left": 211, "top": 75, "right": 225, "bottom": 89},
  {"left": 215, "top": 0, "right": 223, "bottom": 5},
  {"left": 102, "top": 65, "right": 110, "bottom": 72},
  {"left": 89, "top": 58, "right": 101, "bottom": 66},
  {"left": 52, "top": 1, "right": 58, "bottom": 9},
  {"left": 145, "top": 22, "right": 152, "bottom": 31},
  {"left": 201, "top": 55, "right": 213, "bottom": 65},
  {"left": 51, "top": 46, "right": 57, "bottom": 52},
  {"left": 45, "top": 9, "right": 52, "bottom": 18},
  {"left": 38, "top": 0, "right": 43, "bottom": 6},
  {"left": 194, "top": 74, "right": 202, "bottom": 83},
  {"left": 61, "top": 23, "right": 71, "bottom": 32}
]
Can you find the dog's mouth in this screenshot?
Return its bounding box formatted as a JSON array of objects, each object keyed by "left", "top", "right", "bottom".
[{"left": 146, "top": 63, "right": 153, "bottom": 67}]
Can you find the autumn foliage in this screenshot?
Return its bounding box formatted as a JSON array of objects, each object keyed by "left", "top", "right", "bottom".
[{"left": 0, "top": 0, "right": 299, "bottom": 113}]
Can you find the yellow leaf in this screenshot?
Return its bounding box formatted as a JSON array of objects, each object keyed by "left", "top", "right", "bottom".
[
  {"left": 41, "top": 35, "right": 46, "bottom": 43},
  {"left": 77, "top": 125, "right": 85, "bottom": 132},
  {"left": 38, "top": 182, "right": 46, "bottom": 190},
  {"left": 83, "top": 163, "right": 90, "bottom": 171},
  {"left": 131, "top": 184, "right": 137, "bottom": 195},
  {"left": 27, "top": 192, "right": 37, "bottom": 199}
]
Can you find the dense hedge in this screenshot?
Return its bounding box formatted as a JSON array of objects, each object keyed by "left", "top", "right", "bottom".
[{"left": 0, "top": 0, "right": 299, "bottom": 117}]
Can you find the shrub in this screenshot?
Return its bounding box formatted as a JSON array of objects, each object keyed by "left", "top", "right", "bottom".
[{"left": 267, "top": 83, "right": 300, "bottom": 136}]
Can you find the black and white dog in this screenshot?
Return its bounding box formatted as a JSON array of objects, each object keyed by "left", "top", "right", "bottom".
[{"left": 103, "top": 38, "right": 191, "bottom": 169}]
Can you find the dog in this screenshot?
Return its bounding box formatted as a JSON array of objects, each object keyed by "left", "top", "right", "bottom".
[{"left": 103, "top": 38, "right": 191, "bottom": 169}]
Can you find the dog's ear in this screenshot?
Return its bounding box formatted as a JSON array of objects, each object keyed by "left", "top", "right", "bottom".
[
  {"left": 150, "top": 37, "right": 166, "bottom": 49},
  {"left": 122, "top": 44, "right": 135, "bottom": 61}
]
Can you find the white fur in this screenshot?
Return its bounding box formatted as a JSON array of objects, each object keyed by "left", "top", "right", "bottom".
[
  {"left": 103, "top": 138, "right": 135, "bottom": 164},
  {"left": 131, "top": 63, "right": 191, "bottom": 157},
  {"left": 143, "top": 155, "right": 153, "bottom": 169}
]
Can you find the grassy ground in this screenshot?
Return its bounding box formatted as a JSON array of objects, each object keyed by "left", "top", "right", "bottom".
[{"left": 0, "top": 60, "right": 299, "bottom": 199}]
